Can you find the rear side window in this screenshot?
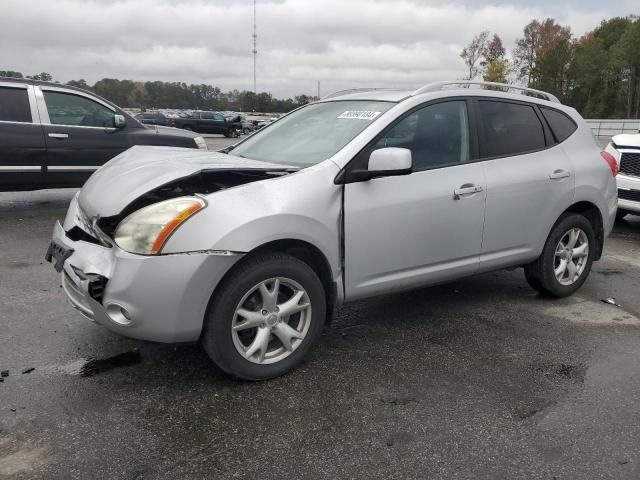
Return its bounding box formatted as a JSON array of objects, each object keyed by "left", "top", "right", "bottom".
[
  {"left": 477, "top": 100, "right": 546, "bottom": 158},
  {"left": 0, "top": 87, "right": 32, "bottom": 123},
  {"left": 540, "top": 107, "right": 577, "bottom": 143},
  {"left": 200, "top": 112, "right": 214, "bottom": 120}
]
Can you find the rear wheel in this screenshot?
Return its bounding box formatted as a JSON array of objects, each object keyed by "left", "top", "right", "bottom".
[
  {"left": 524, "top": 213, "right": 595, "bottom": 297},
  {"left": 201, "top": 252, "right": 326, "bottom": 380}
]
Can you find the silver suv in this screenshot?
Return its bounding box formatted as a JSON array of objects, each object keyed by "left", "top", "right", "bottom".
[{"left": 47, "top": 81, "right": 618, "bottom": 380}]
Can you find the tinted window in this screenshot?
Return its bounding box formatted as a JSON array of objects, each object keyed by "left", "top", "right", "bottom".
[
  {"left": 540, "top": 107, "right": 577, "bottom": 143},
  {"left": 200, "top": 112, "right": 214, "bottom": 120},
  {"left": 0, "top": 87, "right": 32, "bottom": 123},
  {"left": 43, "top": 91, "right": 115, "bottom": 128},
  {"left": 372, "top": 101, "right": 470, "bottom": 170},
  {"left": 478, "top": 101, "right": 545, "bottom": 158}
]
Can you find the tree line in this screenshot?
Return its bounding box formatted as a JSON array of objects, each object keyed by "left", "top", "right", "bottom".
[
  {"left": 460, "top": 15, "right": 640, "bottom": 118},
  {"left": 0, "top": 71, "right": 313, "bottom": 113}
]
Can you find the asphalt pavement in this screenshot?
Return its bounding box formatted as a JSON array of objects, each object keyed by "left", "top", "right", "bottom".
[{"left": 1, "top": 160, "right": 640, "bottom": 479}]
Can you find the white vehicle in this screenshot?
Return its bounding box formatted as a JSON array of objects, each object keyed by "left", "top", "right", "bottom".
[{"left": 605, "top": 133, "right": 640, "bottom": 218}]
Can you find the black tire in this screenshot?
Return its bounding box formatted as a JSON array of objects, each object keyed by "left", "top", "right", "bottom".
[
  {"left": 616, "top": 209, "right": 628, "bottom": 220},
  {"left": 201, "top": 252, "right": 326, "bottom": 380},
  {"left": 524, "top": 213, "right": 595, "bottom": 298},
  {"left": 223, "top": 130, "right": 231, "bottom": 138}
]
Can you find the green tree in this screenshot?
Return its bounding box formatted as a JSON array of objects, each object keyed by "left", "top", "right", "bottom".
[{"left": 0, "top": 70, "right": 23, "bottom": 78}]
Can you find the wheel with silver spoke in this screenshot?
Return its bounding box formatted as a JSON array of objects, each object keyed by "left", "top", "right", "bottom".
[
  {"left": 232, "top": 277, "right": 312, "bottom": 364},
  {"left": 553, "top": 228, "right": 589, "bottom": 286},
  {"left": 201, "top": 252, "right": 326, "bottom": 380},
  {"left": 524, "top": 213, "right": 595, "bottom": 298}
]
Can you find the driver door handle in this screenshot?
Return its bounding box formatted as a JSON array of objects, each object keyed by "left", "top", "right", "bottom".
[
  {"left": 453, "top": 184, "right": 483, "bottom": 200},
  {"left": 48, "top": 133, "right": 69, "bottom": 139}
]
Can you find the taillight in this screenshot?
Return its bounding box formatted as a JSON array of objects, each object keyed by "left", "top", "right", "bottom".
[{"left": 601, "top": 151, "right": 618, "bottom": 176}]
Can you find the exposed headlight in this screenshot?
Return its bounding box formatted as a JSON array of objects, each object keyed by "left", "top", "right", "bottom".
[
  {"left": 194, "top": 136, "right": 208, "bottom": 150},
  {"left": 115, "top": 197, "right": 206, "bottom": 254}
]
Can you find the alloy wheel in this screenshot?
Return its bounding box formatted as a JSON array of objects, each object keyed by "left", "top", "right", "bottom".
[
  {"left": 231, "top": 277, "right": 312, "bottom": 364},
  {"left": 554, "top": 228, "right": 589, "bottom": 286}
]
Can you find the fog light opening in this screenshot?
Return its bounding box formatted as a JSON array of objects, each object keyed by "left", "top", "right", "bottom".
[{"left": 106, "top": 304, "right": 133, "bottom": 326}]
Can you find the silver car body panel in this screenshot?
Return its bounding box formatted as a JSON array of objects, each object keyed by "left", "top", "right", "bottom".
[{"left": 50, "top": 86, "right": 617, "bottom": 343}]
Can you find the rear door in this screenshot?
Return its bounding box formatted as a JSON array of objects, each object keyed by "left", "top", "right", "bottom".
[
  {"left": 37, "top": 86, "right": 130, "bottom": 187},
  {"left": 195, "top": 112, "right": 216, "bottom": 133},
  {"left": 0, "top": 82, "right": 46, "bottom": 190},
  {"left": 476, "top": 99, "right": 575, "bottom": 271}
]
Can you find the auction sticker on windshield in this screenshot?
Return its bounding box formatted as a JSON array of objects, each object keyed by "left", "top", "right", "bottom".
[{"left": 337, "top": 111, "right": 382, "bottom": 120}]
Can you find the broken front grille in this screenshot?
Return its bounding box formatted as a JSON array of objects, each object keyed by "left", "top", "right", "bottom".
[{"left": 620, "top": 151, "right": 640, "bottom": 177}]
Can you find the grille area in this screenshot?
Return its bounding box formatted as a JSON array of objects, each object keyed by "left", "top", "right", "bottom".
[
  {"left": 618, "top": 188, "right": 640, "bottom": 202},
  {"left": 620, "top": 151, "right": 640, "bottom": 177}
]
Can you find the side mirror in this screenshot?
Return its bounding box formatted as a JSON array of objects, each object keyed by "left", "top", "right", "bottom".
[
  {"left": 113, "top": 114, "right": 126, "bottom": 129},
  {"left": 334, "top": 147, "right": 413, "bottom": 184},
  {"left": 368, "top": 147, "right": 412, "bottom": 177}
]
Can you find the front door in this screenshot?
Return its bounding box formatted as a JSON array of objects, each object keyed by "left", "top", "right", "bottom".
[
  {"left": 343, "top": 100, "right": 486, "bottom": 300},
  {"left": 38, "top": 87, "right": 129, "bottom": 188}
]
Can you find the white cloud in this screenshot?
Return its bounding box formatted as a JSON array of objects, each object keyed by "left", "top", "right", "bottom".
[{"left": 0, "top": 0, "right": 631, "bottom": 98}]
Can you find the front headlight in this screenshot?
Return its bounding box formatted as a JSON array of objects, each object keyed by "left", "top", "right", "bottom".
[
  {"left": 114, "top": 197, "right": 206, "bottom": 254},
  {"left": 194, "top": 136, "right": 208, "bottom": 150}
]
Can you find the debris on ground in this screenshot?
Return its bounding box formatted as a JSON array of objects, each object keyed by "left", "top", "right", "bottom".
[
  {"left": 601, "top": 297, "right": 622, "bottom": 307},
  {"left": 21, "top": 367, "right": 35, "bottom": 374},
  {"left": 1, "top": 370, "right": 8, "bottom": 377}
]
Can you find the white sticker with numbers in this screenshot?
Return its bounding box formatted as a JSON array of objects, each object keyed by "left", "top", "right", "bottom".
[{"left": 337, "top": 111, "right": 382, "bottom": 120}]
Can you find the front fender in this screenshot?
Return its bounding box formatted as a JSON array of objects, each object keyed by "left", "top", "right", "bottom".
[{"left": 162, "top": 161, "right": 343, "bottom": 277}]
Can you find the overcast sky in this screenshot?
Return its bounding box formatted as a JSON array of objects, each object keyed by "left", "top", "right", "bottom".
[{"left": 1, "top": 0, "right": 636, "bottom": 98}]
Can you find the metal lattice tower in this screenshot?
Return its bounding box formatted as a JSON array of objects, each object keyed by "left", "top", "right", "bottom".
[{"left": 252, "top": 0, "right": 257, "bottom": 95}]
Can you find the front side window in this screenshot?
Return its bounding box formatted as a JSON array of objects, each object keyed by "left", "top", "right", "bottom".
[
  {"left": 43, "top": 91, "right": 115, "bottom": 128},
  {"left": 231, "top": 100, "right": 394, "bottom": 166},
  {"left": 477, "top": 100, "right": 546, "bottom": 158},
  {"left": 372, "top": 101, "right": 470, "bottom": 171},
  {"left": 0, "top": 86, "right": 32, "bottom": 123},
  {"left": 213, "top": 113, "right": 225, "bottom": 121}
]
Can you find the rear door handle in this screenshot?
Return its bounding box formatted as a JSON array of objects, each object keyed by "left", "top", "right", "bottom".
[
  {"left": 549, "top": 169, "right": 570, "bottom": 180},
  {"left": 453, "top": 184, "right": 483, "bottom": 200},
  {"left": 48, "top": 133, "right": 69, "bottom": 139}
]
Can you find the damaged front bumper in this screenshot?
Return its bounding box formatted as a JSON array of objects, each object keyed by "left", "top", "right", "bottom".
[{"left": 46, "top": 195, "right": 244, "bottom": 343}]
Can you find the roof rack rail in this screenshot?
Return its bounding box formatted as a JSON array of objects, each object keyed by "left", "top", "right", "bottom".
[
  {"left": 412, "top": 81, "right": 561, "bottom": 103},
  {"left": 322, "top": 87, "right": 397, "bottom": 100}
]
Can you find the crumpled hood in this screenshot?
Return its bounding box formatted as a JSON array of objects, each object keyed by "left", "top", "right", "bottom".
[{"left": 78, "top": 145, "right": 293, "bottom": 217}]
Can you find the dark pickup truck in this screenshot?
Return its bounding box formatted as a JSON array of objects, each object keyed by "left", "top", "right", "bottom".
[
  {"left": 173, "top": 111, "right": 241, "bottom": 137},
  {"left": 0, "top": 77, "right": 207, "bottom": 191}
]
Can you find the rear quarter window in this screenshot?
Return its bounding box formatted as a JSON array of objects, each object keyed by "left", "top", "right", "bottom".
[
  {"left": 0, "top": 86, "right": 32, "bottom": 123},
  {"left": 540, "top": 107, "right": 577, "bottom": 143},
  {"left": 477, "top": 100, "right": 546, "bottom": 158}
]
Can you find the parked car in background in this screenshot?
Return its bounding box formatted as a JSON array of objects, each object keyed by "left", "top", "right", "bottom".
[
  {"left": 47, "top": 81, "right": 617, "bottom": 380},
  {"left": 605, "top": 133, "right": 640, "bottom": 219},
  {"left": 0, "top": 77, "right": 208, "bottom": 191},
  {"left": 135, "top": 111, "right": 174, "bottom": 127},
  {"left": 173, "top": 111, "right": 241, "bottom": 137}
]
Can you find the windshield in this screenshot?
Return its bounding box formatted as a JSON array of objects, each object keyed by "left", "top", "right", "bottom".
[{"left": 230, "top": 100, "right": 394, "bottom": 166}]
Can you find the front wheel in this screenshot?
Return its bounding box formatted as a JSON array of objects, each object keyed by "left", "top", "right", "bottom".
[
  {"left": 524, "top": 213, "right": 595, "bottom": 297},
  {"left": 201, "top": 252, "right": 326, "bottom": 380}
]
